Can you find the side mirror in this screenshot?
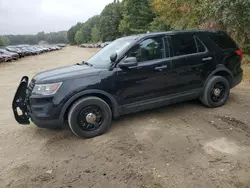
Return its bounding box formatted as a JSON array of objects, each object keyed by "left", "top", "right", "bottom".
[
  {"left": 110, "top": 52, "right": 117, "bottom": 63},
  {"left": 119, "top": 57, "right": 138, "bottom": 68}
]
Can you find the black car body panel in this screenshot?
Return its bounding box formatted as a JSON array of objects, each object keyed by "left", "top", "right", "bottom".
[
  {"left": 12, "top": 30, "right": 243, "bottom": 129},
  {"left": 33, "top": 65, "right": 102, "bottom": 83}
]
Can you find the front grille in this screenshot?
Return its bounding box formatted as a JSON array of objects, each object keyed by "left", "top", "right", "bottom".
[{"left": 26, "top": 79, "right": 35, "bottom": 97}]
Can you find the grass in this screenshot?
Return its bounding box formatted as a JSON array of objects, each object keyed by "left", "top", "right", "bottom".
[
  {"left": 243, "top": 55, "right": 250, "bottom": 65},
  {"left": 242, "top": 55, "right": 250, "bottom": 81},
  {"left": 243, "top": 65, "right": 250, "bottom": 81}
]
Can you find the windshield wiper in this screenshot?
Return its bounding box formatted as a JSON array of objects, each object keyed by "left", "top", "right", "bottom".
[
  {"left": 84, "top": 62, "right": 93, "bottom": 67},
  {"left": 76, "top": 61, "right": 93, "bottom": 67}
]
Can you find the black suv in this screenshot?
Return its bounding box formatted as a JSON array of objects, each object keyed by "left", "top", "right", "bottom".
[{"left": 12, "top": 30, "right": 243, "bottom": 138}]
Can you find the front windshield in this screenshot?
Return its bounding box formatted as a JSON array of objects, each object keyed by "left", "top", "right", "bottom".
[{"left": 87, "top": 39, "right": 132, "bottom": 67}]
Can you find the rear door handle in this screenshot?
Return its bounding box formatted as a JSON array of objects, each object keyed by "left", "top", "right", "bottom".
[
  {"left": 155, "top": 65, "right": 168, "bottom": 71},
  {"left": 202, "top": 57, "right": 212, "bottom": 61}
]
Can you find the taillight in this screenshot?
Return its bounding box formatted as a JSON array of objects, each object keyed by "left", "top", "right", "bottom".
[{"left": 235, "top": 50, "right": 243, "bottom": 61}]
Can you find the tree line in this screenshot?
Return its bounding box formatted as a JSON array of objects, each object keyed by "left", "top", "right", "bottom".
[
  {"left": 1, "top": 0, "right": 249, "bottom": 52},
  {"left": 67, "top": 0, "right": 250, "bottom": 54},
  {"left": 0, "top": 31, "right": 68, "bottom": 46}
]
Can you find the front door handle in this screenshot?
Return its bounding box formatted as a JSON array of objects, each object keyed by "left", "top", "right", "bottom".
[
  {"left": 202, "top": 57, "right": 212, "bottom": 61},
  {"left": 155, "top": 65, "right": 168, "bottom": 71}
]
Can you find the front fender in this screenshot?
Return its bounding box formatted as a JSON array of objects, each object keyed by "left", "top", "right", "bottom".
[{"left": 59, "top": 89, "right": 120, "bottom": 119}]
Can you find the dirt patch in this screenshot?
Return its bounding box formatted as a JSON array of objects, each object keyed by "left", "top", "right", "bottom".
[
  {"left": 243, "top": 64, "right": 250, "bottom": 81},
  {"left": 203, "top": 137, "right": 242, "bottom": 155},
  {"left": 218, "top": 115, "right": 250, "bottom": 134}
]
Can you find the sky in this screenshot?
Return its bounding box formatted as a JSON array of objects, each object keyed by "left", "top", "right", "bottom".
[{"left": 0, "top": 0, "right": 114, "bottom": 35}]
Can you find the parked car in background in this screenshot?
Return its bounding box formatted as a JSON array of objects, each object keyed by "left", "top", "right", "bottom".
[
  {"left": 42, "top": 46, "right": 50, "bottom": 52},
  {"left": 100, "top": 43, "right": 106, "bottom": 48},
  {"left": 0, "top": 54, "right": 5, "bottom": 62},
  {"left": 0, "top": 49, "right": 19, "bottom": 60},
  {"left": 6, "top": 47, "right": 25, "bottom": 57},
  {"left": 55, "top": 45, "right": 62, "bottom": 50},
  {"left": 32, "top": 46, "right": 43, "bottom": 54},
  {"left": 100, "top": 42, "right": 111, "bottom": 48},
  {"left": 0, "top": 44, "right": 65, "bottom": 63},
  {"left": 47, "top": 46, "right": 54, "bottom": 51},
  {"left": 21, "top": 47, "right": 34, "bottom": 55},
  {"left": 0, "top": 52, "right": 12, "bottom": 62},
  {"left": 80, "top": 42, "right": 108, "bottom": 48},
  {"left": 58, "top": 44, "right": 67, "bottom": 47},
  {"left": 17, "top": 47, "right": 31, "bottom": 56}
]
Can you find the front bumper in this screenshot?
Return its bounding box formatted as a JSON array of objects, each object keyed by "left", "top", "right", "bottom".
[
  {"left": 12, "top": 76, "right": 64, "bottom": 128},
  {"left": 30, "top": 114, "right": 63, "bottom": 128},
  {"left": 4, "top": 57, "right": 12, "bottom": 62}
]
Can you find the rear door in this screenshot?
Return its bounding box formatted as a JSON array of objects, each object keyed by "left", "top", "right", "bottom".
[{"left": 169, "top": 34, "right": 216, "bottom": 93}]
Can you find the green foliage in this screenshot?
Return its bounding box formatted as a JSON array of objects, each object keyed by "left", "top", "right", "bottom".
[
  {"left": 66, "top": 0, "right": 250, "bottom": 55},
  {"left": 91, "top": 26, "right": 101, "bottom": 43},
  {"left": 74, "top": 30, "right": 84, "bottom": 45},
  {"left": 0, "top": 36, "right": 9, "bottom": 46},
  {"left": 74, "top": 15, "right": 100, "bottom": 44},
  {"left": 1, "top": 31, "right": 68, "bottom": 46},
  {"left": 150, "top": 0, "right": 202, "bottom": 29},
  {"left": 149, "top": 17, "right": 171, "bottom": 32},
  {"left": 37, "top": 31, "right": 46, "bottom": 42},
  {"left": 119, "top": 0, "right": 155, "bottom": 35},
  {"left": 99, "top": 1, "right": 122, "bottom": 41},
  {"left": 1, "top": 0, "right": 250, "bottom": 54},
  {"left": 201, "top": 0, "right": 250, "bottom": 52},
  {"left": 47, "top": 31, "right": 68, "bottom": 44},
  {"left": 67, "top": 22, "right": 84, "bottom": 45},
  {"left": 38, "top": 40, "right": 48, "bottom": 45},
  {"left": 82, "top": 16, "right": 100, "bottom": 43}
]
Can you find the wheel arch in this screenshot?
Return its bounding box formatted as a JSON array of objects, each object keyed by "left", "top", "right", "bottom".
[
  {"left": 205, "top": 66, "right": 234, "bottom": 88},
  {"left": 60, "top": 90, "right": 120, "bottom": 121}
]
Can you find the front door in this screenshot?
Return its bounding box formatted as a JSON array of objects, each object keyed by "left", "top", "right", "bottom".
[{"left": 115, "top": 36, "right": 174, "bottom": 105}]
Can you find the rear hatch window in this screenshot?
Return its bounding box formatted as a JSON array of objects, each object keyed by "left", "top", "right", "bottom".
[{"left": 210, "top": 33, "right": 238, "bottom": 49}]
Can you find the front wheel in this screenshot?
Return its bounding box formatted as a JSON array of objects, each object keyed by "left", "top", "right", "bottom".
[
  {"left": 68, "top": 97, "right": 112, "bottom": 138},
  {"left": 200, "top": 76, "right": 230, "bottom": 108}
]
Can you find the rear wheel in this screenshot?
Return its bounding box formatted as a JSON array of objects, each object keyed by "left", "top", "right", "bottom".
[
  {"left": 200, "top": 76, "right": 230, "bottom": 108},
  {"left": 68, "top": 97, "right": 112, "bottom": 138}
]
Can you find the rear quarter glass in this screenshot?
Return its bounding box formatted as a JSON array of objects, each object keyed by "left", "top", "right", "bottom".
[{"left": 210, "top": 33, "right": 239, "bottom": 50}]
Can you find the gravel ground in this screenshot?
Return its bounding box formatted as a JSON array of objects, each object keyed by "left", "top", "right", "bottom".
[{"left": 0, "top": 46, "right": 250, "bottom": 188}]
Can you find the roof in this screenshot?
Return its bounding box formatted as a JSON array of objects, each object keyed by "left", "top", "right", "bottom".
[{"left": 120, "top": 30, "right": 226, "bottom": 41}]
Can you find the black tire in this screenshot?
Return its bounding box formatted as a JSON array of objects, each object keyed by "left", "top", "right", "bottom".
[
  {"left": 200, "top": 76, "right": 230, "bottom": 108},
  {"left": 68, "top": 97, "right": 112, "bottom": 138}
]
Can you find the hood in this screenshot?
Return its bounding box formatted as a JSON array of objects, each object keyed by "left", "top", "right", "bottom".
[{"left": 33, "top": 64, "right": 102, "bottom": 83}]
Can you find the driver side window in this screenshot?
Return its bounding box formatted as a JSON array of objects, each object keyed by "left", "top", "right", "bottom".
[{"left": 127, "top": 37, "right": 165, "bottom": 63}]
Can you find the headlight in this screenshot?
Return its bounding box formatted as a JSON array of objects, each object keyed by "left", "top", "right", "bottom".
[{"left": 32, "top": 82, "right": 62, "bottom": 95}]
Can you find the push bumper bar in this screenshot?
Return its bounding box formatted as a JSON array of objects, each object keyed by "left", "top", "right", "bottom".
[{"left": 12, "top": 76, "right": 30, "bottom": 124}]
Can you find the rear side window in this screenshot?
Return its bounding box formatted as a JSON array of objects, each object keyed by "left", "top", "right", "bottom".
[
  {"left": 171, "top": 35, "right": 198, "bottom": 56},
  {"left": 210, "top": 33, "right": 237, "bottom": 49},
  {"left": 195, "top": 37, "right": 206, "bottom": 52}
]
